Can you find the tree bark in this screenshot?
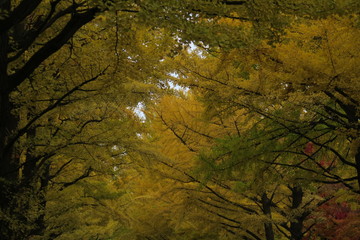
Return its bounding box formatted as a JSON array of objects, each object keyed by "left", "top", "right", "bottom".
[
  {"left": 289, "top": 185, "right": 306, "bottom": 240},
  {"left": 355, "top": 148, "right": 360, "bottom": 192},
  {"left": 0, "top": 1, "right": 100, "bottom": 239},
  {"left": 261, "top": 193, "right": 275, "bottom": 240}
]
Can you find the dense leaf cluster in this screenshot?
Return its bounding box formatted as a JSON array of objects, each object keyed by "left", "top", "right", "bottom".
[{"left": 0, "top": 0, "right": 359, "bottom": 239}]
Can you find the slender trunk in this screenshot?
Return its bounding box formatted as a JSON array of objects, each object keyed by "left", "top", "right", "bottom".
[
  {"left": 346, "top": 105, "right": 360, "bottom": 192},
  {"left": 341, "top": 99, "right": 360, "bottom": 191},
  {"left": 261, "top": 193, "right": 274, "bottom": 240},
  {"left": 355, "top": 147, "right": 360, "bottom": 191},
  {"left": 289, "top": 185, "right": 305, "bottom": 240}
]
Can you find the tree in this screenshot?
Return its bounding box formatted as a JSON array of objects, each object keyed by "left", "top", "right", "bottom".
[
  {"left": 1, "top": 1, "right": 360, "bottom": 239},
  {"left": 141, "top": 14, "right": 360, "bottom": 240},
  {"left": 0, "top": 0, "right": 179, "bottom": 238},
  {"left": 305, "top": 184, "right": 360, "bottom": 240},
  {"left": 132, "top": 94, "right": 316, "bottom": 240},
  {"left": 170, "top": 15, "right": 360, "bottom": 192}
]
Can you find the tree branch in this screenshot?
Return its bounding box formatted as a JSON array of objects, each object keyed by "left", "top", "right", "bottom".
[
  {"left": 0, "top": 0, "right": 42, "bottom": 34},
  {"left": 8, "top": 1, "right": 77, "bottom": 62},
  {"left": 4, "top": 67, "right": 108, "bottom": 157},
  {"left": 8, "top": 7, "right": 99, "bottom": 92}
]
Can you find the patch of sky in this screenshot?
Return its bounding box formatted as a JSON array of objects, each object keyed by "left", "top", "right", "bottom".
[
  {"left": 129, "top": 41, "right": 207, "bottom": 121},
  {"left": 136, "top": 133, "right": 144, "bottom": 139},
  {"left": 167, "top": 72, "right": 190, "bottom": 92},
  {"left": 188, "top": 41, "right": 208, "bottom": 59},
  {"left": 133, "top": 102, "right": 146, "bottom": 121}
]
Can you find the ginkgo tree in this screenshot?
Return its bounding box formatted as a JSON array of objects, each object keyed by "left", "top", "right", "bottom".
[
  {"left": 0, "top": 0, "right": 182, "bottom": 238},
  {"left": 123, "top": 14, "right": 360, "bottom": 240},
  {"left": 170, "top": 15, "right": 360, "bottom": 190},
  {"left": 137, "top": 92, "right": 330, "bottom": 240},
  {"left": 1, "top": 0, "right": 360, "bottom": 239}
]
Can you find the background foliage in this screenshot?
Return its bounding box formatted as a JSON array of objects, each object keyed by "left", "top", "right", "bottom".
[{"left": 0, "top": 0, "right": 359, "bottom": 239}]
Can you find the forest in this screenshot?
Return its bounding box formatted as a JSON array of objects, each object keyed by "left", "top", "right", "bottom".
[{"left": 0, "top": 0, "right": 359, "bottom": 239}]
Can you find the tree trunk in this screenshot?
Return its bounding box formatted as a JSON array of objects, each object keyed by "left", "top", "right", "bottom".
[
  {"left": 261, "top": 193, "right": 274, "bottom": 240},
  {"left": 289, "top": 185, "right": 305, "bottom": 240},
  {"left": 0, "top": 0, "right": 12, "bottom": 177},
  {"left": 0, "top": 93, "right": 21, "bottom": 240},
  {"left": 0, "top": 1, "right": 21, "bottom": 239},
  {"left": 0, "top": 1, "right": 42, "bottom": 238},
  {"left": 355, "top": 147, "right": 360, "bottom": 191}
]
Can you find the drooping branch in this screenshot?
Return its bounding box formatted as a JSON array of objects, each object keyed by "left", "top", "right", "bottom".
[
  {"left": 3, "top": 67, "right": 108, "bottom": 159},
  {"left": 58, "top": 167, "right": 92, "bottom": 190},
  {"left": 200, "top": 205, "right": 262, "bottom": 240},
  {"left": 156, "top": 110, "right": 197, "bottom": 152},
  {"left": 156, "top": 157, "right": 259, "bottom": 214}
]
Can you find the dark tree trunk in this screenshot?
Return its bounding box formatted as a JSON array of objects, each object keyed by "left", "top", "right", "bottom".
[
  {"left": 0, "top": 93, "right": 21, "bottom": 240},
  {"left": 261, "top": 193, "right": 274, "bottom": 240},
  {"left": 356, "top": 149, "right": 360, "bottom": 191},
  {"left": 0, "top": 1, "right": 21, "bottom": 239},
  {"left": 0, "top": 1, "right": 98, "bottom": 238},
  {"left": 344, "top": 104, "right": 360, "bottom": 191},
  {"left": 289, "top": 185, "right": 306, "bottom": 240},
  {"left": 0, "top": 0, "right": 12, "bottom": 177}
]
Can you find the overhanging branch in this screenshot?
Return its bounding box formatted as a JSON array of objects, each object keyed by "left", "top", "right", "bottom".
[{"left": 8, "top": 7, "right": 99, "bottom": 92}]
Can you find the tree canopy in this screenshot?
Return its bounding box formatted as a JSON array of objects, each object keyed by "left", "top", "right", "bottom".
[{"left": 0, "top": 0, "right": 359, "bottom": 239}]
